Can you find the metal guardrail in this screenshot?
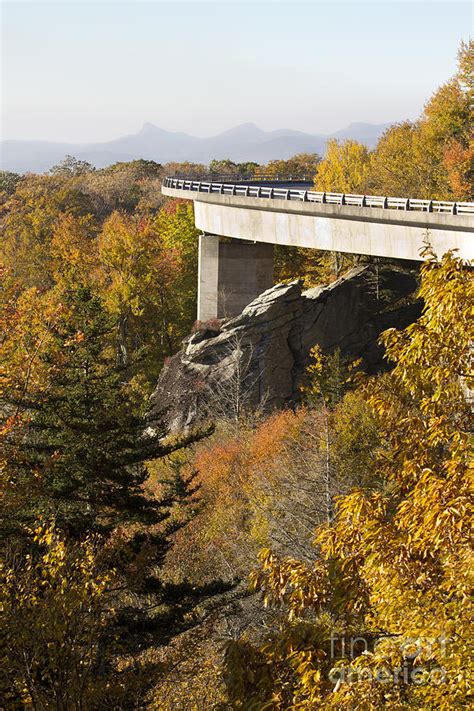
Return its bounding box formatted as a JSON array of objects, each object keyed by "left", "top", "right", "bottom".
[
  {"left": 168, "top": 173, "right": 311, "bottom": 182},
  {"left": 163, "top": 177, "right": 474, "bottom": 216}
]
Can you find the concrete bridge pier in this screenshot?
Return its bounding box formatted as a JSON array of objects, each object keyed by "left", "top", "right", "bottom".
[{"left": 197, "top": 233, "right": 274, "bottom": 322}]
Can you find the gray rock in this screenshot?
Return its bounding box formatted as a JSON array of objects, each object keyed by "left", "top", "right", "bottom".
[{"left": 147, "top": 265, "right": 421, "bottom": 434}]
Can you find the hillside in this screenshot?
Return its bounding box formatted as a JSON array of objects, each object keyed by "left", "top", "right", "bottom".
[{"left": 1, "top": 40, "right": 472, "bottom": 710}]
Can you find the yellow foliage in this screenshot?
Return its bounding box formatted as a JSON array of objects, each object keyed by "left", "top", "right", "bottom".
[
  {"left": 0, "top": 525, "right": 115, "bottom": 708},
  {"left": 315, "top": 139, "right": 371, "bottom": 194},
  {"left": 368, "top": 42, "right": 472, "bottom": 200},
  {"left": 312, "top": 42, "right": 472, "bottom": 200},
  {"left": 226, "top": 252, "right": 474, "bottom": 709}
]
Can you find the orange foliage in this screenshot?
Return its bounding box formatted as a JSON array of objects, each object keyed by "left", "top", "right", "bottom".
[
  {"left": 443, "top": 139, "right": 473, "bottom": 200},
  {"left": 249, "top": 409, "right": 304, "bottom": 466},
  {"left": 160, "top": 197, "right": 192, "bottom": 215},
  {"left": 162, "top": 409, "right": 311, "bottom": 583}
]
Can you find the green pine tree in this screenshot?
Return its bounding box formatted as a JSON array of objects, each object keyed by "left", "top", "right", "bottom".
[{"left": 1, "top": 285, "right": 204, "bottom": 542}]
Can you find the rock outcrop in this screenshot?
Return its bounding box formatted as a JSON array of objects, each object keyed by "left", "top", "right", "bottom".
[{"left": 148, "top": 265, "right": 421, "bottom": 433}]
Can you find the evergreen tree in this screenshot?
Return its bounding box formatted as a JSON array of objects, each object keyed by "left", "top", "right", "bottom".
[
  {"left": 1, "top": 285, "right": 203, "bottom": 541},
  {"left": 1, "top": 285, "right": 227, "bottom": 706}
]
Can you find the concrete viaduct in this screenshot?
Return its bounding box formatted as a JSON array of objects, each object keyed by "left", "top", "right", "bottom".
[{"left": 162, "top": 177, "right": 474, "bottom": 322}]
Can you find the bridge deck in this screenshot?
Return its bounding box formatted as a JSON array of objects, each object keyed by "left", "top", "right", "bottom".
[
  {"left": 162, "top": 178, "right": 474, "bottom": 262},
  {"left": 163, "top": 177, "right": 474, "bottom": 215}
]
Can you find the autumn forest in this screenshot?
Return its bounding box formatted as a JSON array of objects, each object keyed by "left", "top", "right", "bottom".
[{"left": 0, "top": 41, "right": 473, "bottom": 710}]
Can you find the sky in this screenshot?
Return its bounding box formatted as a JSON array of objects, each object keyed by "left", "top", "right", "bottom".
[{"left": 1, "top": 0, "right": 472, "bottom": 142}]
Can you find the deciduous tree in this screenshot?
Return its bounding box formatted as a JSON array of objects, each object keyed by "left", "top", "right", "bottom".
[
  {"left": 225, "top": 251, "right": 473, "bottom": 709},
  {"left": 261, "top": 153, "right": 321, "bottom": 179},
  {"left": 368, "top": 41, "right": 472, "bottom": 199},
  {"left": 1, "top": 525, "right": 115, "bottom": 709},
  {"left": 315, "top": 140, "right": 370, "bottom": 193}
]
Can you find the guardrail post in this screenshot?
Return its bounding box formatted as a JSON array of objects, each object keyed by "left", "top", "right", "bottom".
[{"left": 197, "top": 182, "right": 201, "bottom": 192}]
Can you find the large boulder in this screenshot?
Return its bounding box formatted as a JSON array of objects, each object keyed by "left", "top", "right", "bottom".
[{"left": 148, "top": 265, "right": 421, "bottom": 433}]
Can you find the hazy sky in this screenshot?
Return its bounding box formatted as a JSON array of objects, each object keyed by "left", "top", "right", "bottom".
[{"left": 2, "top": 0, "right": 471, "bottom": 142}]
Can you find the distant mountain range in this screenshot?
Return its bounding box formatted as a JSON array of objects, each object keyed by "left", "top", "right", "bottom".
[{"left": 0, "top": 121, "right": 391, "bottom": 174}]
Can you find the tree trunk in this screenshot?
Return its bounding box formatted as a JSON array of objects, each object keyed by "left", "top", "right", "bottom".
[{"left": 117, "top": 312, "right": 128, "bottom": 368}]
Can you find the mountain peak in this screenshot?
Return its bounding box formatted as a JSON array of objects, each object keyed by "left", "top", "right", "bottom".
[
  {"left": 215, "top": 122, "right": 265, "bottom": 139},
  {"left": 139, "top": 122, "right": 161, "bottom": 134}
]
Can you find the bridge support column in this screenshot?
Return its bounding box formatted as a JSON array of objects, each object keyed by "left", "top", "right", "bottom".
[{"left": 197, "top": 234, "right": 274, "bottom": 322}]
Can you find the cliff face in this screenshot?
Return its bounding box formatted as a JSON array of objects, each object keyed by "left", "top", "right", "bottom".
[{"left": 148, "top": 266, "right": 421, "bottom": 434}]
